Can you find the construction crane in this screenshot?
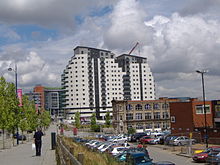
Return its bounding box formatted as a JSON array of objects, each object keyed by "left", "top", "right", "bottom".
[{"left": 128, "top": 42, "right": 139, "bottom": 55}]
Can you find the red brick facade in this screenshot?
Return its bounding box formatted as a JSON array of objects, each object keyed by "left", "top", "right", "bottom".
[
  {"left": 170, "top": 99, "right": 213, "bottom": 135},
  {"left": 33, "top": 85, "right": 45, "bottom": 111}
]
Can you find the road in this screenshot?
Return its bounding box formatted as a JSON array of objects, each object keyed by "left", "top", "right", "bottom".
[{"left": 147, "top": 145, "right": 206, "bottom": 165}]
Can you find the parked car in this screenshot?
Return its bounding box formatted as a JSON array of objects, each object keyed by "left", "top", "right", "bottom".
[
  {"left": 206, "top": 148, "right": 220, "bottom": 164},
  {"left": 169, "top": 136, "right": 196, "bottom": 146},
  {"left": 131, "top": 133, "right": 148, "bottom": 142},
  {"left": 164, "top": 136, "right": 178, "bottom": 145},
  {"left": 13, "top": 134, "right": 27, "bottom": 141},
  {"left": 109, "top": 146, "right": 128, "bottom": 156},
  {"left": 85, "top": 140, "right": 96, "bottom": 147},
  {"left": 192, "top": 146, "right": 220, "bottom": 162},
  {"left": 98, "top": 143, "right": 112, "bottom": 152},
  {"left": 113, "top": 136, "right": 128, "bottom": 143},
  {"left": 149, "top": 137, "right": 161, "bottom": 145},
  {"left": 116, "top": 148, "right": 150, "bottom": 162},
  {"left": 153, "top": 161, "right": 175, "bottom": 165},
  {"left": 126, "top": 152, "right": 153, "bottom": 165},
  {"left": 140, "top": 136, "right": 154, "bottom": 144},
  {"left": 90, "top": 141, "right": 103, "bottom": 149}
]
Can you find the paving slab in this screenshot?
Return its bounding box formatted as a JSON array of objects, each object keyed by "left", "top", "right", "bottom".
[{"left": 0, "top": 124, "right": 57, "bottom": 165}]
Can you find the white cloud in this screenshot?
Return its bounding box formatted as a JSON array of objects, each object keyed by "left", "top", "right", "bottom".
[
  {"left": 2, "top": 51, "right": 59, "bottom": 89},
  {"left": 1, "top": 0, "right": 220, "bottom": 100},
  {"left": 0, "top": 0, "right": 116, "bottom": 31},
  {"left": 104, "top": 0, "right": 153, "bottom": 52}
]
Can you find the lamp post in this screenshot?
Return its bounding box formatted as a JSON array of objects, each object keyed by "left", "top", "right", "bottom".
[
  {"left": 196, "top": 70, "right": 208, "bottom": 148},
  {"left": 8, "top": 63, "right": 19, "bottom": 145}
]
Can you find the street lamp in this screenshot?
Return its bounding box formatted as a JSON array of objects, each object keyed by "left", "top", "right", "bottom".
[
  {"left": 196, "top": 70, "right": 208, "bottom": 148},
  {"left": 8, "top": 63, "right": 19, "bottom": 145}
]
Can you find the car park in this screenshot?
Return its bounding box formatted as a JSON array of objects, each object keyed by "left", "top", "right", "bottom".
[{"left": 192, "top": 146, "right": 220, "bottom": 162}]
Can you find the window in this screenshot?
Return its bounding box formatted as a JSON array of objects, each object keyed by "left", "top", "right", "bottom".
[
  {"left": 145, "top": 104, "right": 151, "bottom": 110},
  {"left": 215, "top": 105, "right": 220, "bottom": 117},
  {"left": 163, "top": 122, "right": 169, "bottom": 129},
  {"left": 162, "top": 112, "right": 169, "bottom": 119},
  {"left": 196, "top": 105, "right": 211, "bottom": 114},
  {"left": 135, "top": 104, "right": 142, "bottom": 110},
  {"left": 146, "top": 123, "right": 152, "bottom": 129},
  {"left": 136, "top": 124, "right": 143, "bottom": 129},
  {"left": 171, "top": 116, "right": 175, "bottom": 123},
  {"left": 145, "top": 113, "right": 152, "bottom": 119},
  {"left": 154, "top": 112, "right": 160, "bottom": 119},
  {"left": 126, "top": 113, "right": 133, "bottom": 120},
  {"left": 154, "top": 122, "right": 161, "bottom": 128},
  {"left": 153, "top": 103, "right": 160, "bottom": 110},
  {"left": 162, "top": 103, "right": 169, "bottom": 109},
  {"left": 127, "top": 124, "right": 132, "bottom": 129},
  {"left": 135, "top": 113, "right": 142, "bottom": 120},
  {"left": 126, "top": 104, "right": 133, "bottom": 110}
]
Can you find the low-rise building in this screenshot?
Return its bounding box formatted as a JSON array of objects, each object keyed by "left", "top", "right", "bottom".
[
  {"left": 170, "top": 98, "right": 213, "bottom": 135},
  {"left": 169, "top": 98, "right": 220, "bottom": 144},
  {"left": 25, "top": 85, "right": 64, "bottom": 118},
  {"left": 112, "top": 97, "right": 180, "bottom": 133}
]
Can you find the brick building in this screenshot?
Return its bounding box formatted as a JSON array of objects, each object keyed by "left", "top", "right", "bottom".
[
  {"left": 170, "top": 98, "right": 213, "bottom": 134},
  {"left": 169, "top": 98, "right": 220, "bottom": 143}
]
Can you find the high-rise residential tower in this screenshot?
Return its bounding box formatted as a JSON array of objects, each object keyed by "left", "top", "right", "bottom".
[{"left": 61, "top": 46, "right": 155, "bottom": 120}]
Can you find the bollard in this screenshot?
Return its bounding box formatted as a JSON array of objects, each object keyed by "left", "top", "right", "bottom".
[
  {"left": 78, "top": 153, "right": 84, "bottom": 165},
  {"left": 70, "top": 147, "right": 74, "bottom": 155},
  {"left": 66, "top": 157, "right": 71, "bottom": 165},
  {"left": 51, "top": 132, "right": 56, "bottom": 150}
]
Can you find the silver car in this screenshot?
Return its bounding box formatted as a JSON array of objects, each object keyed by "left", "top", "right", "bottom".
[{"left": 170, "top": 136, "right": 196, "bottom": 146}]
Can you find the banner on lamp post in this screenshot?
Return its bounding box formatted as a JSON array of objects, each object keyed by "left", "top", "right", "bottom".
[
  {"left": 17, "top": 89, "right": 22, "bottom": 107},
  {"left": 35, "top": 104, "right": 39, "bottom": 113}
]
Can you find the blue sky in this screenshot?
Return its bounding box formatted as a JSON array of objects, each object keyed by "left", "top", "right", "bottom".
[{"left": 0, "top": 0, "right": 220, "bottom": 99}]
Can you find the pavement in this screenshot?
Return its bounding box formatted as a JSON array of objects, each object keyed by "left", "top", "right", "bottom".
[{"left": 0, "top": 124, "right": 57, "bottom": 165}]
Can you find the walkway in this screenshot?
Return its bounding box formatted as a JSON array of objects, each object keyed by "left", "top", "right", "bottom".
[{"left": 0, "top": 124, "right": 57, "bottom": 165}]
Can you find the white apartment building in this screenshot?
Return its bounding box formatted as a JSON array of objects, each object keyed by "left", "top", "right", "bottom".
[{"left": 61, "top": 46, "right": 155, "bottom": 120}]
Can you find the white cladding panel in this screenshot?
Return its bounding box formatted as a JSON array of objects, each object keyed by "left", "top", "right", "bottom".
[
  {"left": 105, "top": 59, "right": 125, "bottom": 106},
  {"left": 130, "top": 63, "right": 141, "bottom": 100},
  {"left": 141, "top": 63, "right": 155, "bottom": 100}
]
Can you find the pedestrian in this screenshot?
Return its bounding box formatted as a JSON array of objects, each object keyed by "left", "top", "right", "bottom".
[{"left": 33, "top": 127, "right": 44, "bottom": 156}]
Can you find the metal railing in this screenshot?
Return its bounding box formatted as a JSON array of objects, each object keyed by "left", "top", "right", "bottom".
[{"left": 56, "top": 135, "right": 83, "bottom": 165}]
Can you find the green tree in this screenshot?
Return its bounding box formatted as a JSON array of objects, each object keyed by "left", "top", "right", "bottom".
[
  {"left": 38, "top": 110, "right": 51, "bottom": 130},
  {"left": 105, "top": 111, "right": 111, "bottom": 128},
  {"left": 0, "top": 77, "right": 19, "bottom": 148},
  {"left": 74, "top": 111, "right": 81, "bottom": 128},
  {"left": 21, "top": 95, "right": 38, "bottom": 131},
  {"left": 90, "top": 113, "right": 100, "bottom": 132},
  {"left": 128, "top": 127, "right": 136, "bottom": 135}
]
